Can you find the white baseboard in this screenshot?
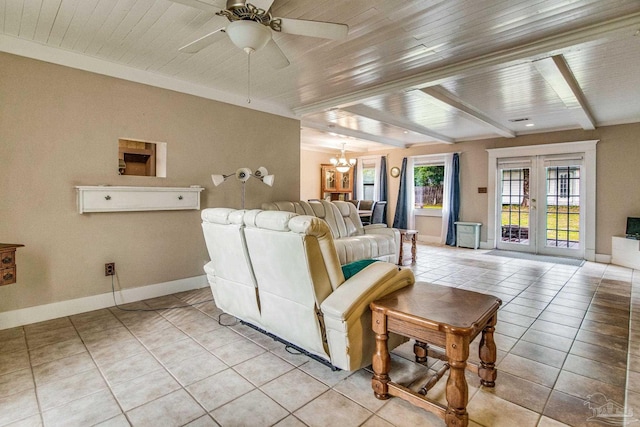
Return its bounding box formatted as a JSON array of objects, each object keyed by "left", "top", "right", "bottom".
[
  {"left": 0, "top": 275, "right": 208, "bottom": 330},
  {"left": 595, "top": 253, "right": 612, "bottom": 264}
]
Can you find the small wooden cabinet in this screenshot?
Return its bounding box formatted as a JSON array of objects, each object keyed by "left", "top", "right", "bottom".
[
  {"left": 321, "top": 164, "right": 353, "bottom": 201},
  {"left": 0, "top": 244, "right": 24, "bottom": 286}
]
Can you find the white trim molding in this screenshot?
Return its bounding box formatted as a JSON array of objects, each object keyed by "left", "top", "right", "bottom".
[
  {"left": 486, "top": 140, "right": 598, "bottom": 261},
  {"left": 0, "top": 275, "right": 207, "bottom": 330}
]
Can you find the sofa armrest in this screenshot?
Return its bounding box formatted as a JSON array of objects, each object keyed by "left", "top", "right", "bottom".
[{"left": 320, "top": 263, "right": 414, "bottom": 322}]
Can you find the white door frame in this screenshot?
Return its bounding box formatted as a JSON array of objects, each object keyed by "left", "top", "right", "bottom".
[{"left": 487, "top": 140, "right": 598, "bottom": 261}]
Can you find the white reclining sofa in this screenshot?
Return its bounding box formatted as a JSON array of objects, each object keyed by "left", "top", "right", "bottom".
[
  {"left": 262, "top": 200, "right": 400, "bottom": 265},
  {"left": 201, "top": 207, "right": 414, "bottom": 371}
]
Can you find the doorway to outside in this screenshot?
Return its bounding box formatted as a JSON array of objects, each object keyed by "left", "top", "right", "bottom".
[
  {"left": 487, "top": 141, "right": 597, "bottom": 261},
  {"left": 497, "top": 156, "right": 583, "bottom": 258}
]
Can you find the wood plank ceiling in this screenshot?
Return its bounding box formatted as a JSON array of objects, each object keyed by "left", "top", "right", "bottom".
[{"left": 1, "top": 0, "right": 639, "bottom": 154}]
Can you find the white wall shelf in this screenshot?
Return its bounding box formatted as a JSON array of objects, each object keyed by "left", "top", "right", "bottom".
[{"left": 76, "top": 186, "right": 204, "bottom": 214}]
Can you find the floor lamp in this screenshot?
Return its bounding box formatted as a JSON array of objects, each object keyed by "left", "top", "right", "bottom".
[{"left": 211, "top": 167, "right": 275, "bottom": 209}]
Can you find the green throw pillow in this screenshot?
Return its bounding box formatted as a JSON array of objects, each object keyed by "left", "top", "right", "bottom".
[{"left": 341, "top": 259, "right": 379, "bottom": 280}]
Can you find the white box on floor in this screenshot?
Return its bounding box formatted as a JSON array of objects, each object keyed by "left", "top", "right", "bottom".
[{"left": 455, "top": 222, "right": 482, "bottom": 249}]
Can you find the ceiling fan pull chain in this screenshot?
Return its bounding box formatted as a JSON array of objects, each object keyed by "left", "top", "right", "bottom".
[{"left": 247, "top": 52, "right": 251, "bottom": 104}]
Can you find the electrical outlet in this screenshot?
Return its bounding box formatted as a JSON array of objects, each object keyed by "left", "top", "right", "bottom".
[{"left": 105, "top": 263, "right": 115, "bottom": 276}]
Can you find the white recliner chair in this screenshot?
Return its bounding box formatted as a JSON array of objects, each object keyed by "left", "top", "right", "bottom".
[{"left": 200, "top": 208, "right": 415, "bottom": 371}]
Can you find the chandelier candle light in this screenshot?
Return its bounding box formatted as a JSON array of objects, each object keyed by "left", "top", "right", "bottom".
[{"left": 330, "top": 143, "right": 356, "bottom": 173}]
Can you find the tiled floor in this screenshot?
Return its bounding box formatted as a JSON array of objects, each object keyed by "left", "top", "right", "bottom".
[{"left": 1, "top": 243, "right": 639, "bottom": 427}]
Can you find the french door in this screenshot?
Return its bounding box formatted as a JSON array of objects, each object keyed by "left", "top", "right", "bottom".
[{"left": 496, "top": 155, "right": 584, "bottom": 258}]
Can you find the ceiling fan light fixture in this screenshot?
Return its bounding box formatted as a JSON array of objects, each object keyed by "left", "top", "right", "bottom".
[{"left": 226, "top": 20, "right": 272, "bottom": 53}]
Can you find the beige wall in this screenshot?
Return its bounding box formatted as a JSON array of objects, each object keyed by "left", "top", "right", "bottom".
[
  {"left": 300, "top": 150, "right": 330, "bottom": 201},
  {"left": 0, "top": 53, "right": 300, "bottom": 313},
  {"left": 303, "top": 123, "right": 640, "bottom": 256}
]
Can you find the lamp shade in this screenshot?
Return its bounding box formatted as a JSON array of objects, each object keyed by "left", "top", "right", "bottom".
[
  {"left": 226, "top": 20, "right": 272, "bottom": 54},
  {"left": 211, "top": 174, "right": 226, "bottom": 186},
  {"left": 236, "top": 167, "right": 252, "bottom": 182},
  {"left": 262, "top": 174, "right": 275, "bottom": 187}
]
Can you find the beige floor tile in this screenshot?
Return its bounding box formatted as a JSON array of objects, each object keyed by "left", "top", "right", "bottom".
[
  {"left": 484, "top": 370, "right": 551, "bottom": 413},
  {"left": 553, "top": 370, "right": 625, "bottom": 404},
  {"left": 0, "top": 368, "right": 34, "bottom": 399},
  {"left": 28, "top": 337, "right": 87, "bottom": 367},
  {"left": 467, "top": 389, "right": 540, "bottom": 427},
  {"left": 36, "top": 368, "right": 107, "bottom": 410},
  {"left": 32, "top": 352, "right": 96, "bottom": 386},
  {"left": 0, "top": 350, "right": 30, "bottom": 376},
  {"left": 211, "top": 389, "right": 288, "bottom": 426},
  {"left": 74, "top": 316, "right": 124, "bottom": 337},
  {"left": 126, "top": 389, "right": 205, "bottom": 427},
  {"left": 233, "top": 351, "right": 295, "bottom": 387},
  {"left": 5, "top": 414, "right": 43, "bottom": 426},
  {"left": 166, "top": 352, "right": 227, "bottom": 386},
  {"left": 509, "top": 340, "right": 567, "bottom": 369},
  {"left": 542, "top": 390, "right": 594, "bottom": 427},
  {"left": 187, "top": 368, "right": 255, "bottom": 411},
  {"left": 189, "top": 326, "right": 246, "bottom": 351},
  {"left": 298, "top": 359, "right": 352, "bottom": 387},
  {"left": 133, "top": 325, "right": 189, "bottom": 350},
  {"left": 0, "top": 388, "right": 39, "bottom": 426},
  {"left": 332, "top": 370, "right": 388, "bottom": 412},
  {"left": 150, "top": 337, "right": 209, "bottom": 366},
  {"left": 99, "top": 351, "right": 162, "bottom": 386},
  {"left": 273, "top": 415, "right": 307, "bottom": 427},
  {"left": 41, "top": 389, "right": 121, "bottom": 427},
  {"left": 88, "top": 338, "right": 147, "bottom": 366},
  {"left": 536, "top": 415, "right": 571, "bottom": 426},
  {"left": 94, "top": 414, "right": 131, "bottom": 426},
  {"left": 0, "top": 327, "right": 24, "bottom": 341},
  {"left": 294, "top": 390, "right": 372, "bottom": 427},
  {"left": 375, "top": 396, "right": 444, "bottom": 427},
  {"left": 23, "top": 318, "right": 72, "bottom": 336},
  {"left": 498, "top": 353, "right": 560, "bottom": 388},
  {"left": 182, "top": 414, "right": 219, "bottom": 426},
  {"left": 562, "top": 354, "right": 626, "bottom": 387},
  {"left": 69, "top": 308, "right": 116, "bottom": 326},
  {"left": 260, "top": 369, "right": 328, "bottom": 412},
  {"left": 360, "top": 415, "right": 394, "bottom": 427},
  {"left": 210, "top": 337, "right": 267, "bottom": 366},
  {"left": 25, "top": 325, "right": 78, "bottom": 350},
  {"left": 111, "top": 368, "right": 181, "bottom": 411},
  {"left": 0, "top": 336, "right": 27, "bottom": 355}
]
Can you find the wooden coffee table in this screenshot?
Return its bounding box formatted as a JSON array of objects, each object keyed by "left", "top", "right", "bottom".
[{"left": 370, "top": 283, "right": 501, "bottom": 427}]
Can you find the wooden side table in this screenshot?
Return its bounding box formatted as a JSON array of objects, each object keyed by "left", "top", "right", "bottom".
[
  {"left": 370, "top": 283, "right": 501, "bottom": 427},
  {"left": 0, "top": 244, "right": 24, "bottom": 286},
  {"left": 398, "top": 229, "right": 418, "bottom": 265}
]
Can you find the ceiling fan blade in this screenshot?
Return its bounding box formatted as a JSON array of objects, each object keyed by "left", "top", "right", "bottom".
[
  {"left": 278, "top": 17, "right": 348, "bottom": 40},
  {"left": 249, "top": 0, "right": 275, "bottom": 12},
  {"left": 263, "top": 39, "right": 290, "bottom": 69},
  {"left": 169, "top": 0, "right": 224, "bottom": 13},
  {"left": 179, "top": 27, "right": 226, "bottom": 53}
]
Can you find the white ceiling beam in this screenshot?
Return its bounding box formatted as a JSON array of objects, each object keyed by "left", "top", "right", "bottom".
[
  {"left": 292, "top": 11, "right": 640, "bottom": 116},
  {"left": 533, "top": 55, "right": 596, "bottom": 130},
  {"left": 416, "top": 86, "right": 516, "bottom": 138},
  {"left": 301, "top": 119, "right": 408, "bottom": 148},
  {"left": 341, "top": 104, "right": 454, "bottom": 144}
]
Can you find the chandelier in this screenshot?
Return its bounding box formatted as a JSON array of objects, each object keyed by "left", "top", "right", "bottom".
[{"left": 330, "top": 143, "right": 356, "bottom": 173}]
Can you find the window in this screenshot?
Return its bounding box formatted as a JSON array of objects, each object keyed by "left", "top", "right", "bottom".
[
  {"left": 414, "top": 160, "right": 445, "bottom": 216},
  {"left": 362, "top": 161, "right": 376, "bottom": 200}
]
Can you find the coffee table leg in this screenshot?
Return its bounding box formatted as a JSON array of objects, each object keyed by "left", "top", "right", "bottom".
[
  {"left": 445, "top": 334, "right": 469, "bottom": 427},
  {"left": 371, "top": 311, "right": 391, "bottom": 400},
  {"left": 414, "top": 340, "right": 428, "bottom": 363},
  {"left": 411, "top": 234, "right": 417, "bottom": 264},
  {"left": 478, "top": 314, "right": 498, "bottom": 387}
]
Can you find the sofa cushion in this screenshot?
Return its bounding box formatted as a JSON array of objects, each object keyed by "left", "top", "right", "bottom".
[{"left": 341, "top": 259, "right": 378, "bottom": 280}]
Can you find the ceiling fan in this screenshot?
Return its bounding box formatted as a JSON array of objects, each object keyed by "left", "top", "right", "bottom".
[{"left": 175, "top": 0, "right": 349, "bottom": 69}]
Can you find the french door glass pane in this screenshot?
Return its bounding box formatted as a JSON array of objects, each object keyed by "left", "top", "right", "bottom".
[
  {"left": 545, "top": 166, "right": 580, "bottom": 248},
  {"left": 500, "top": 168, "right": 530, "bottom": 244}
]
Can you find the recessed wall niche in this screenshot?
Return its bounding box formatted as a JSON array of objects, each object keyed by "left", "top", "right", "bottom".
[{"left": 118, "top": 138, "right": 167, "bottom": 177}]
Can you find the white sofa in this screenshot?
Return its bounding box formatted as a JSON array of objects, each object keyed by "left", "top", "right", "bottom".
[
  {"left": 201, "top": 208, "right": 415, "bottom": 371},
  {"left": 262, "top": 200, "right": 400, "bottom": 265}
]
